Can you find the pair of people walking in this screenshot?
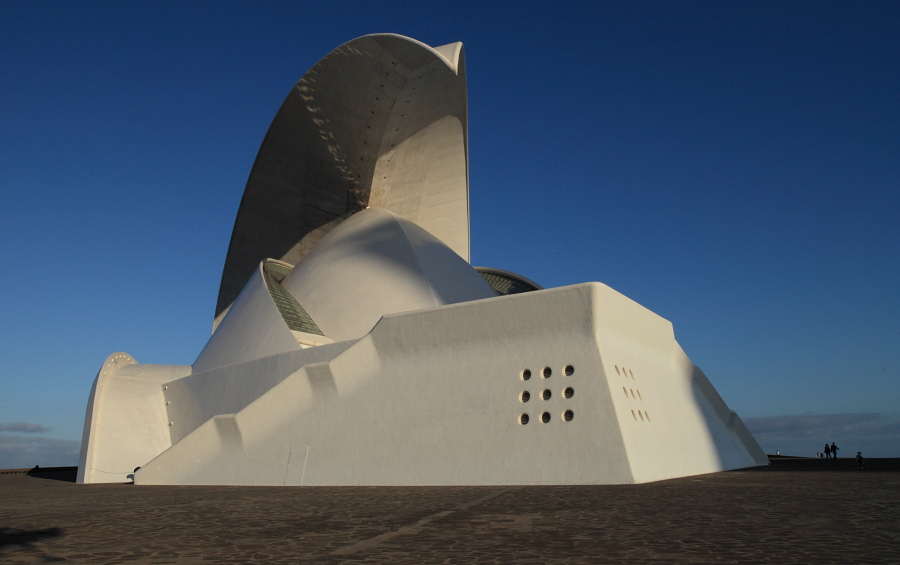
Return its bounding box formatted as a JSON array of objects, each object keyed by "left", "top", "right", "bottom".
[{"left": 824, "top": 441, "right": 839, "bottom": 459}]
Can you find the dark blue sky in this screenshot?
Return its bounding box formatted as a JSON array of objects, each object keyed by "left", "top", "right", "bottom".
[{"left": 1, "top": 1, "right": 898, "bottom": 465}]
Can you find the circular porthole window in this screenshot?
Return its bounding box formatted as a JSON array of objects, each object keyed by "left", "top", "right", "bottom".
[
  {"left": 563, "top": 409, "right": 574, "bottom": 422},
  {"left": 564, "top": 365, "right": 575, "bottom": 376},
  {"left": 541, "top": 412, "right": 551, "bottom": 423},
  {"left": 521, "top": 369, "right": 532, "bottom": 381},
  {"left": 541, "top": 389, "right": 552, "bottom": 401},
  {"left": 519, "top": 413, "right": 529, "bottom": 425},
  {"left": 564, "top": 387, "right": 574, "bottom": 399},
  {"left": 542, "top": 367, "right": 552, "bottom": 379},
  {"left": 520, "top": 391, "right": 531, "bottom": 403}
]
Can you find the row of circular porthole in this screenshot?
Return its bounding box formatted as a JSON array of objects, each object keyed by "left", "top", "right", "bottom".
[
  {"left": 520, "top": 387, "right": 574, "bottom": 403},
  {"left": 521, "top": 365, "right": 574, "bottom": 381},
  {"left": 519, "top": 410, "right": 574, "bottom": 425}
]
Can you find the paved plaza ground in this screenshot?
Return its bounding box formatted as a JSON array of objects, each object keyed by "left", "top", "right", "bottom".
[{"left": 1, "top": 457, "right": 898, "bottom": 563}]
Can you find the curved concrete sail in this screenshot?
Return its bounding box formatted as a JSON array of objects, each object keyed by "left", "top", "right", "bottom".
[{"left": 215, "top": 34, "right": 470, "bottom": 330}]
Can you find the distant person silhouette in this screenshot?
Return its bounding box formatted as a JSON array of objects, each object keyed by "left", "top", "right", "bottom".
[
  {"left": 855, "top": 452, "right": 865, "bottom": 470},
  {"left": 824, "top": 444, "right": 831, "bottom": 459},
  {"left": 831, "top": 442, "right": 839, "bottom": 459}
]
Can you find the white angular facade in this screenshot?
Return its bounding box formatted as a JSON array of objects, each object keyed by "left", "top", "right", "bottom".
[{"left": 78, "top": 34, "right": 767, "bottom": 486}]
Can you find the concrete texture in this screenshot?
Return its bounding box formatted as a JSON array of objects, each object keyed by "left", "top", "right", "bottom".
[{"left": 2, "top": 458, "right": 898, "bottom": 563}]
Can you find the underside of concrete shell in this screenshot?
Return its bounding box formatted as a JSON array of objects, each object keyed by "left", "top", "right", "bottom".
[
  {"left": 214, "top": 34, "right": 471, "bottom": 330},
  {"left": 78, "top": 34, "right": 767, "bottom": 486}
]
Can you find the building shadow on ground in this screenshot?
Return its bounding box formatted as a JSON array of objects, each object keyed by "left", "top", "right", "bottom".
[
  {"left": 0, "top": 526, "right": 63, "bottom": 552},
  {"left": 26, "top": 467, "right": 77, "bottom": 483}
]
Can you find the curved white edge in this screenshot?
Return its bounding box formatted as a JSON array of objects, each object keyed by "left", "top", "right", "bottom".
[
  {"left": 359, "top": 33, "right": 462, "bottom": 74},
  {"left": 432, "top": 41, "right": 463, "bottom": 74},
  {"left": 77, "top": 352, "right": 138, "bottom": 483}
]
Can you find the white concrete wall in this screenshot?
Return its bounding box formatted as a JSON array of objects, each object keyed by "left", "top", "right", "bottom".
[
  {"left": 77, "top": 353, "right": 190, "bottom": 483},
  {"left": 165, "top": 342, "right": 353, "bottom": 445},
  {"left": 134, "top": 283, "right": 765, "bottom": 486}
]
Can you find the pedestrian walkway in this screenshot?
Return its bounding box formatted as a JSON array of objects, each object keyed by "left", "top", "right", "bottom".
[{"left": 1, "top": 458, "right": 898, "bottom": 563}]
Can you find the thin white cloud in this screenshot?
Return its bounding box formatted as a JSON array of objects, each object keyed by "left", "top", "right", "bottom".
[{"left": 0, "top": 422, "right": 52, "bottom": 433}]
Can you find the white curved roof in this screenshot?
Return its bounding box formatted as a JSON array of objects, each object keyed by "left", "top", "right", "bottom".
[
  {"left": 215, "top": 34, "right": 470, "bottom": 329},
  {"left": 283, "top": 207, "right": 495, "bottom": 342}
]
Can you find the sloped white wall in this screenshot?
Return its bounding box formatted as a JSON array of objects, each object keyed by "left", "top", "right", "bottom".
[
  {"left": 135, "top": 283, "right": 765, "bottom": 486},
  {"left": 194, "top": 264, "right": 302, "bottom": 373}
]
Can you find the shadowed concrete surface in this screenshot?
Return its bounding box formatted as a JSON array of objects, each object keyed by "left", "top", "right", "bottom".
[{"left": 2, "top": 458, "right": 898, "bottom": 563}]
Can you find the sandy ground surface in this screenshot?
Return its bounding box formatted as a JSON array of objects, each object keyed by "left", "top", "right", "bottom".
[{"left": 1, "top": 457, "right": 898, "bottom": 563}]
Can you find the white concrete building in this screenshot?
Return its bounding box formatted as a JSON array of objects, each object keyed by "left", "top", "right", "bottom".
[{"left": 77, "top": 34, "right": 767, "bottom": 486}]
